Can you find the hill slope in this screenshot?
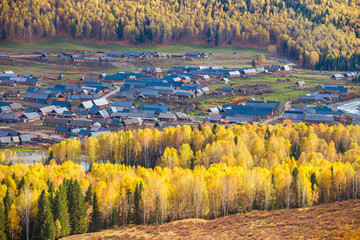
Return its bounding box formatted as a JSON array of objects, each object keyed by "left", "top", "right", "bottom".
[
  {"left": 1, "top": 0, "right": 360, "bottom": 70},
  {"left": 62, "top": 199, "right": 360, "bottom": 240}
]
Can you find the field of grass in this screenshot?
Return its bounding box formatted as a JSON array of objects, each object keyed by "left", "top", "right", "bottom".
[
  {"left": 0, "top": 37, "right": 268, "bottom": 54},
  {"left": 61, "top": 199, "right": 360, "bottom": 240}
]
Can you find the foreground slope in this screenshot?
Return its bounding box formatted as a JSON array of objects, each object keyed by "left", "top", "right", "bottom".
[{"left": 62, "top": 199, "right": 360, "bottom": 240}]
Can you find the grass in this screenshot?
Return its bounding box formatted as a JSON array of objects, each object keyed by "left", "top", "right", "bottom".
[
  {"left": 0, "top": 37, "right": 268, "bottom": 54},
  {"left": 0, "top": 147, "right": 40, "bottom": 152},
  {"left": 61, "top": 199, "right": 360, "bottom": 240}
]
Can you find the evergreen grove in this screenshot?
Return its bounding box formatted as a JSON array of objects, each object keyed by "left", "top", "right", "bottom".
[{"left": 0, "top": 123, "right": 358, "bottom": 238}]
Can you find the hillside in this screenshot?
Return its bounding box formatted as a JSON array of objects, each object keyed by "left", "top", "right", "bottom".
[
  {"left": 1, "top": 0, "right": 360, "bottom": 70},
  {"left": 62, "top": 199, "right": 360, "bottom": 240}
]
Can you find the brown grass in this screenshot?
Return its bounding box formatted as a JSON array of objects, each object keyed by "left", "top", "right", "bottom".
[{"left": 61, "top": 199, "right": 360, "bottom": 240}]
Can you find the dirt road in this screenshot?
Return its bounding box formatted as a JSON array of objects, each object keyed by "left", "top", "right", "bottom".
[{"left": 262, "top": 101, "right": 291, "bottom": 126}]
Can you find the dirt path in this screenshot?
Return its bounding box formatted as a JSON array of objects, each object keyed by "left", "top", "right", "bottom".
[
  {"left": 102, "top": 85, "right": 120, "bottom": 102},
  {"left": 262, "top": 101, "right": 291, "bottom": 126}
]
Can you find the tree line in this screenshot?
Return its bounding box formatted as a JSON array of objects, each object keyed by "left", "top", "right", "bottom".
[
  {"left": 0, "top": 0, "right": 359, "bottom": 70},
  {"left": 50, "top": 123, "right": 360, "bottom": 170}
]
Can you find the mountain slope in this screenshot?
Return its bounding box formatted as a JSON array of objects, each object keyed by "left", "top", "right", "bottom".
[
  {"left": 1, "top": 0, "right": 360, "bottom": 70},
  {"left": 62, "top": 199, "right": 360, "bottom": 240}
]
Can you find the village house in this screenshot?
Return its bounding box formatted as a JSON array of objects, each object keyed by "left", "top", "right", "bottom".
[
  {"left": 158, "top": 112, "right": 177, "bottom": 122},
  {"left": 295, "top": 81, "right": 306, "bottom": 87}
]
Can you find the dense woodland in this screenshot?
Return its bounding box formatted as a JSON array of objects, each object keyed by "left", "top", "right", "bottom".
[
  {"left": 1, "top": 0, "right": 360, "bottom": 70},
  {"left": 0, "top": 124, "right": 358, "bottom": 239}
]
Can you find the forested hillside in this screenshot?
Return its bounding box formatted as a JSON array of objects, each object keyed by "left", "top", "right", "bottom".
[
  {"left": 0, "top": 123, "right": 358, "bottom": 238},
  {"left": 1, "top": 0, "right": 360, "bottom": 70}
]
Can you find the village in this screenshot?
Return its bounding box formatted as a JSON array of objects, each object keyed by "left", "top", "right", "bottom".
[{"left": 0, "top": 50, "right": 358, "bottom": 148}]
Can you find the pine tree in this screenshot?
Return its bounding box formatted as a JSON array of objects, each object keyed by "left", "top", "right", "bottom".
[
  {"left": 84, "top": 183, "right": 93, "bottom": 205},
  {"left": 89, "top": 193, "right": 101, "bottom": 232},
  {"left": 53, "top": 185, "right": 70, "bottom": 237},
  {"left": 291, "top": 167, "right": 299, "bottom": 207},
  {"left": 17, "top": 176, "right": 26, "bottom": 192},
  {"left": 3, "top": 189, "right": 12, "bottom": 220},
  {"left": 339, "top": 141, "right": 346, "bottom": 153},
  {"left": 3, "top": 188, "right": 12, "bottom": 239},
  {"left": 252, "top": 58, "right": 256, "bottom": 68},
  {"left": 1, "top": 29, "right": 6, "bottom": 40},
  {"left": 198, "top": 123, "right": 203, "bottom": 131},
  {"left": 46, "top": 150, "right": 54, "bottom": 165},
  {"left": 33, "top": 190, "right": 56, "bottom": 240},
  {"left": 111, "top": 207, "right": 118, "bottom": 227},
  {"left": 67, "top": 180, "right": 88, "bottom": 234},
  {"left": 133, "top": 182, "right": 143, "bottom": 224},
  {"left": 0, "top": 202, "right": 6, "bottom": 240},
  {"left": 310, "top": 172, "right": 318, "bottom": 191}
]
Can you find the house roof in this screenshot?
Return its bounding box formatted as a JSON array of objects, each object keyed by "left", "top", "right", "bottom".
[
  {"left": 175, "top": 112, "right": 189, "bottom": 119},
  {"left": 80, "top": 100, "right": 94, "bottom": 109},
  {"left": 55, "top": 126, "right": 70, "bottom": 133},
  {"left": 112, "top": 101, "right": 134, "bottom": 108},
  {"left": 92, "top": 98, "right": 109, "bottom": 107},
  {"left": 23, "top": 112, "right": 40, "bottom": 119},
  {"left": 9, "top": 103, "right": 23, "bottom": 110},
  {"left": 158, "top": 112, "right": 176, "bottom": 119},
  {"left": 0, "top": 113, "right": 19, "bottom": 120},
  {"left": 19, "top": 135, "right": 31, "bottom": 142}
]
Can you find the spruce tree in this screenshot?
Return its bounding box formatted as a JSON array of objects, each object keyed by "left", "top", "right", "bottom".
[
  {"left": 90, "top": 193, "right": 101, "bottom": 232},
  {"left": 67, "top": 180, "right": 88, "bottom": 234},
  {"left": 310, "top": 172, "right": 318, "bottom": 191},
  {"left": 252, "top": 58, "right": 256, "bottom": 68},
  {"left": 0, "top": 202, "right": 6, "bottom": 240},
  {"left": 84, "top": 183, "right": 93, "bottom": 205},
  {"left": 291, "top": 167, "right": 299, "bottom": 207},
  {"left": 339, "top": 141, "right": 346, "bottom": 153},
  {"left": 133, "top": 182, "right": 143, "bottom": 224},
  {"left": 111, "top": 207, "right": 118, "bottom": 227},
  {"left": 53, "top": 185, "right": 70, "bottom": 237},
  {"left": 3, "top": 189, "right": 12, "bottom": 219},
  {"left": 46, "top": 150, "right": 54, "bottom": 165},
  {"left": 3, "top": 188, "right": 12, "bottom": 239},
  {"left": 17, "top": 176, "right": 26, "bottom": 192},
  {"left": 1, "top": 29, "right": 6, "bottom": 40},
  {"left": 34, "top": 190, "right": 55, "bottom": 240}
]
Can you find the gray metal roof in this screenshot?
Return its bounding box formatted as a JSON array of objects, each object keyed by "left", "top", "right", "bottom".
[
  {"left": 19, "top": 135, "right": 31, "bottom": 142},
  {"left": 23, "top": 112, "right": 40, "bottom": 119},
  {"left": 158, "top": 112, "right": 176, "bottom": 119},
  {"left": 0, "top": 137, "right": 11, "bottom": 143},
  {"left": 92, "top": 98, "right": 109, "bottom": 106},
  {"left": 80, "top": 100, "right": 94, "bottom": 109}
]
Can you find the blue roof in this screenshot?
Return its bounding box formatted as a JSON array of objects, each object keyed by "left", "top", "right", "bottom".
[
  {"left": 138, "top": 104, "right": 169, "bottom": 114},
  {"left": 0, "top": 102, "right": 11, "bottom": 107},
  {"left": 221, "top": 87, "right": 233, "bottom": 91},
  {"left": 55, "top": 126, "right": 70, "bottom": 132},
  {"left": 223, "top": 105, "right": 273, "bottom": 116},
  {"left": 180, "top": 86, "right": 201, "bottom": 90},
  {"left": 25, "top": 108, "right": 34, "bottom": 113},
  {"left": 79, "top": 129, "right": 92, "bottom": 136},
  {"left": 51, "top": 100, "right": 70, "bottom": 108},
  {"left": 112, "top": 101, "right": 134, "bottom": 108}
]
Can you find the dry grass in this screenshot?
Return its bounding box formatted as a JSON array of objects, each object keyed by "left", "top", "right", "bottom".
[{"left": 61, "top": 199, "right": 360, "bottom": 240}]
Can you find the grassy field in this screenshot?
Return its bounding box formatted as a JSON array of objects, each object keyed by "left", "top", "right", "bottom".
[
  {"left": 0, "top": 37, "right": 268, "bottom": 54},
  {"left": 61, "top": 199, "right": 360, "bottom": 240}
]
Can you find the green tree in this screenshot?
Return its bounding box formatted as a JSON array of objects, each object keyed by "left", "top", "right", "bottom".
[
  {"left": 33, "top": 190, "right": 55, "bottom": 240},
  {"left": 0, "top": 202, "right": 6, "bottom": 240},
  {"left": 3, "top": 189, "right": 12, "bottom": 220},
  {"left": 89, "top": 193, "right": 101, "bottom": 232},
  {"left": 133, "top": 182, "right": 143, "bottom": 224},
  {"left": 1, "top": 29, "right": 6, "bottom": 40},
  {"left": 339, "top": 141, "right": 346, "bottom": 153},
  {"left": 310, "top": 172, "right": 318, "bottom": 191},
  {"left": 53, "top": 185, "right": 70, "bottom": 237},
  {"left": 67, "top": 180, "right": 87, "bottom": 234},
  {"left": 251, "top": 58, "right": 256, "bottom": 68},
  {"left": 111, "top": 207, "right": 118, "bottom": 227},
  {"left": 84, "top": 183, "right": 93, "bottom": 205}
]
